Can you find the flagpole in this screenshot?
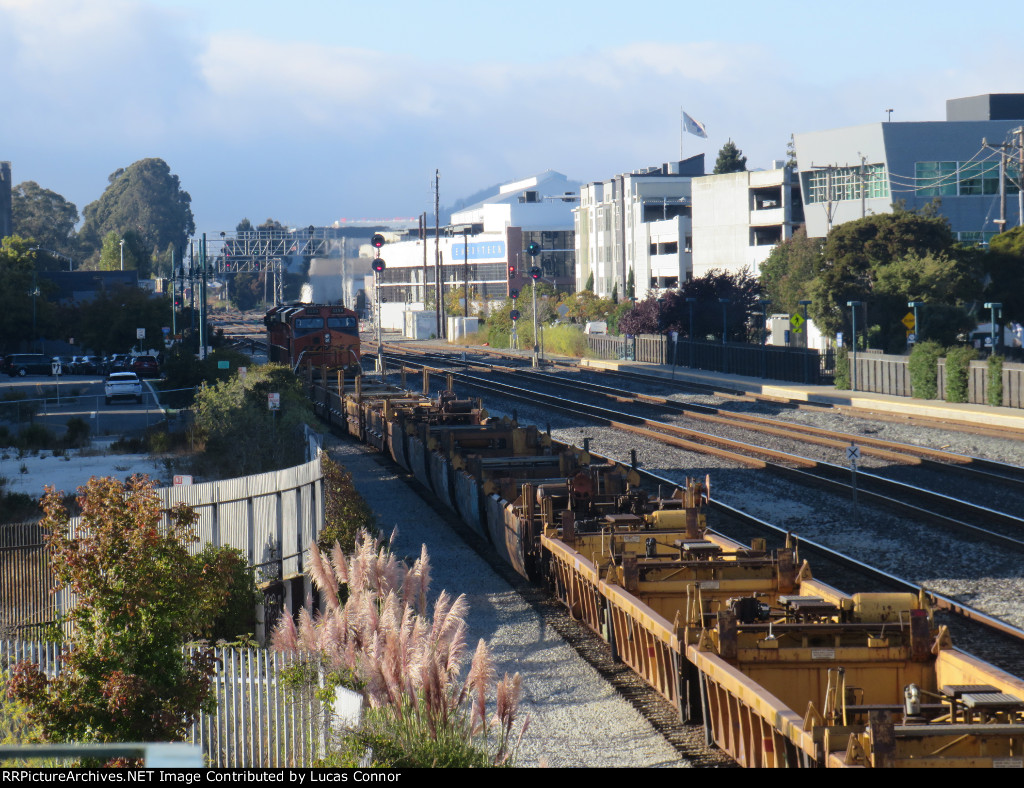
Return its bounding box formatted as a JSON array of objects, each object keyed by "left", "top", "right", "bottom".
[{"left": 679, "top": 106, "right": 684, "bottom": 161}]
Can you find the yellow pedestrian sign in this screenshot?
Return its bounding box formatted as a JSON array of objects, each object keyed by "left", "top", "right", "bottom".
[
  {"left": 901, "top": 312, "right": 916, "bottom": 330},
  {"left": 790, "top": 313, "right": 805, "bottom": 333}
]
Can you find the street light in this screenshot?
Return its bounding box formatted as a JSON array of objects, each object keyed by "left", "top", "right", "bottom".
[
  {"left": 119, "top": 239, "right": 125, "bottom": 271},
  {"left": 984, "top": 302, "right": 1003, "bottom": 354},
  {"left": 907, "top": 301, "right": 925, "bottom": 344},
  {"left": 798, "top": 299, "right": 812, "bottom": 383},
  {"left": 719, "top": 298, "right": 730, "bottom": 374},
  {"left": 685, "top": 297, "right": 696, "bottom": 369},
  {"left": 847, "top": 300, "right": 863, "bottom": 391}
]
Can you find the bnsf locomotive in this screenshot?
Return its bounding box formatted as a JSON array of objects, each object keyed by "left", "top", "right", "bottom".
[{"left": 264, "top": 303, "right": 361, "bottom": 373}]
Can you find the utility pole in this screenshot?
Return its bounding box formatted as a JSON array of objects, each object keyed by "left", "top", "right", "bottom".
[
  {"left": 420, "top": 212, "right": 428, "bottom": 305},
  {"left": 463, "top": 230, "right": 470, "bottom": 319},
  {"left": 811, "top": 164, "right": 837, "bottom": 232},
  {"left": 859, "top": 154, "right": 867, "bottom": 219},
  {"left": 434, "top": 170, "right": 442, "bottom": 338}
]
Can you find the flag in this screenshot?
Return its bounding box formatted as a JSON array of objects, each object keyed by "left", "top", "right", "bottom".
[{"left": 682, "top": 112, "right": 707, "bottom": 139}]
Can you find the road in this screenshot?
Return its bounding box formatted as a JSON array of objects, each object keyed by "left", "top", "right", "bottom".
[{"left": 0, "top": 373, "right": 169, "bottom": 439}]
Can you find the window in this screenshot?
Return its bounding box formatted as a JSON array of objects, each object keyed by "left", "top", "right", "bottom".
[
  {"left": 805, "top": 164, "right": 888, "bottom": 204},
  {"left": 916, "top": 160, "right": 1017, "bottom": 197},
  {"left": 957, "top": 231, "right": 998, "bottom": 246}
]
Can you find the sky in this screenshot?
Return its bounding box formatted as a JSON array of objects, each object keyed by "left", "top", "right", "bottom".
[{"left": 3, "top": 0, "right": 1023, "bottom": 235}]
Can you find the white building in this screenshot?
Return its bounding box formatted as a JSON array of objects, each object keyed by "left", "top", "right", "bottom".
[
  {"left": 574, "top": 156, "right": 704, "bottom": 301},
  {"left": 690, "top": 164, "right": 803, "bottom": 279},
  {"left": 370, "top": 171, "right": 579, "bottom": 331}
]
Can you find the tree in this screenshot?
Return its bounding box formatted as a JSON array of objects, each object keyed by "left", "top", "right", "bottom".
[
  {"left": 759, "top": 229, "right": 823, "bottom": 314},
  {"left": 617, "top": 269, "right": 762, "bottom": 341},
  {"left": 810, "top": 206, "right": 964, "bottom": 347},
  {"left": 73, "top": 283, "right": 169, "bottom": 355},
  {"left": 96, "top": 229, "right": 149, "bottom": 274},
  {"left": 77, "top": 159, "right": 195, "bottom": 274},
  {"left": 10, "top": 182, "right": 79, "bottom": 257},
  {"left": 785, "top": 134, "right": 798, "bottom": 169},
  {"left": 626, "top": 268, "right": 635, "bottom": 300},
  {"left": 560, "top": 289, "right": 613, "bottom": 324},
  {"left": 984, "top": 227, "right": 1024, "bottom": 323},
  {"left": 192, "top": 363, "right": 317, "bottom": 477},
  {"left": 7, "top": 477, "right": 234, "bottom": 745},
  {"left": 0, "top": 237, "right": 39, "bottom": 351},
  {"left": 583, "top": 271, "right": 594, "bottom": 292},
  {"left": 713, "top": 139, "right": 748, "bottom": 175}
]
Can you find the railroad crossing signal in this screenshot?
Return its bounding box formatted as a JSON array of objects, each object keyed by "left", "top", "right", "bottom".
[
  {"left": 901, "top": 312, "right": 916, "bottom": 330},
  {"left": 789, "top": 313, "right": 805, "bottom": 333}
]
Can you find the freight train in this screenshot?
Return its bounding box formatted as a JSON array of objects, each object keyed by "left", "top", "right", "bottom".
[
  {"left": 308, "top": 368, "right": 1024, "bottom": 769},
  {"left": 265, "top": 303, "right": 361, "bottom": 373}
]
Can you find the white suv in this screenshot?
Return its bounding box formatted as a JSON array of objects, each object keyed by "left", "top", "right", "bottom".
[{"left": 104, "top": 372, "right": 143, "bottom": 405}]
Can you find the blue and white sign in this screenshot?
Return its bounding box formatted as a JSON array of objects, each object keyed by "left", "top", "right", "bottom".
[{"left": 450, "top": 241, "right": 506, "bottom": 261}]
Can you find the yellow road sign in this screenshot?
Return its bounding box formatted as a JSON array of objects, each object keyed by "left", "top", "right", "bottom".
[
  {"left": 789, "top": 313, "right": 805, "bottom": 333},
  {"left": 901, "top": 312, "right": 915, "bottom": 330}
]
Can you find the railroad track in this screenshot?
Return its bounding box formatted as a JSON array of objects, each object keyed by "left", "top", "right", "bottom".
[
  {"left": 376, "top": 353, "right": 1024, "bottom": 545},
  {"left": 377, "top": 340, "right": 1024, "bottom": 441}
]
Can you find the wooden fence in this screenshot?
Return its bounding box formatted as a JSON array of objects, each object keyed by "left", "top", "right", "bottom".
[
  {"left": 0, "top": 640, "right": 360, "bottom": 768},
  {"left": 851, "top": 353, "right": 1024, "bottom": 408}
]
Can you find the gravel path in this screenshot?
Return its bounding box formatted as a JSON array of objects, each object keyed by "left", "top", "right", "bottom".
[{"left": 324, "top": 435, "right": 690, "bottom": 768}]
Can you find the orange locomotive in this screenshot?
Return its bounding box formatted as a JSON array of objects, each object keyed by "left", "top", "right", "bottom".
[{"left": 264, "top": 303, "right": 361, "bottom": 373}]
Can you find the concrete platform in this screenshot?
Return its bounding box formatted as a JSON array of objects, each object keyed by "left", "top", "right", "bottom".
[{"left": 579, "top": 358, "right": 1024, "bottom": 432}]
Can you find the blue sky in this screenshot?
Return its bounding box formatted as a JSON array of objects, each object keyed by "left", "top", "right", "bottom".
[{"left": 3, "top": 0, "right": 1023, "bottom": 234}]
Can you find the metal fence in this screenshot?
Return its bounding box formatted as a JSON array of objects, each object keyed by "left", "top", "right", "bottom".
[
  {"left": 1, "top": 456, "right": 325, "bottom": 637},
  {"left": 586, "top": 334, "right": 832, "bottom": 384},
  {"left": 0, "top": 640, "right": 353, "bottom": 768}
]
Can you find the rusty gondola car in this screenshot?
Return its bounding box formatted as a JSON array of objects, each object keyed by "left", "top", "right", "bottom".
[{"left": 309, "top": 370, "right": 1024, "bottom": 768}]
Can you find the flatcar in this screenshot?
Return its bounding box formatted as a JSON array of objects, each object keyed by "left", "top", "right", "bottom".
[
  {"left": 265, "top": 303, "right": 361, "bottom": 373},
  {"left": 306, "top": 370, "right": 1024, "bottom": 769}
]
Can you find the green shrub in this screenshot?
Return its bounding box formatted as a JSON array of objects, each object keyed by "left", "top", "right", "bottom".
[
  {"left": 318, "top": 455, "right": 378, "bottom": 554},
  {"left": 191, "top": 544, "right": 261, "bottom": 643},
  {"left": 908, "top": 340, "right": 944, "bottom": 400},
  {"left": 63, "top": 417, "right": 90, "bottom": 448},
  {"left": 16, "top": 424, "right": 55, "bottom": 451},
  {"left": 833, "top": 347, "right": 850, "bottom": 390},
  {"left": 541, "top": 324, "right": 590, "bottom": 358},
  {"left": 944, "top": 345, "right": 977, "bottom": 403},
  {"left": 0, "top": 491, "right": 40, "bottom": 523},
  {"left": 987, "top": 354, "right": 1004, "bottom": 407}
]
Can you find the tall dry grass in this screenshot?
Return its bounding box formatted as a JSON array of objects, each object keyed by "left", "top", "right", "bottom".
[{"left": 272, "top": 530, "right": 527, "bottom": 767}]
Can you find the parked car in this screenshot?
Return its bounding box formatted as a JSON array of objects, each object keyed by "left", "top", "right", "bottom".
[
  {"left": 129, "top": 355, "right": 160, "bottom": 378},
  {"left": 3, "top": 353, "right": 53, "bottom": 377},
  {"left": 104, "top": 372, "right": 143, "bottom": 405}
]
